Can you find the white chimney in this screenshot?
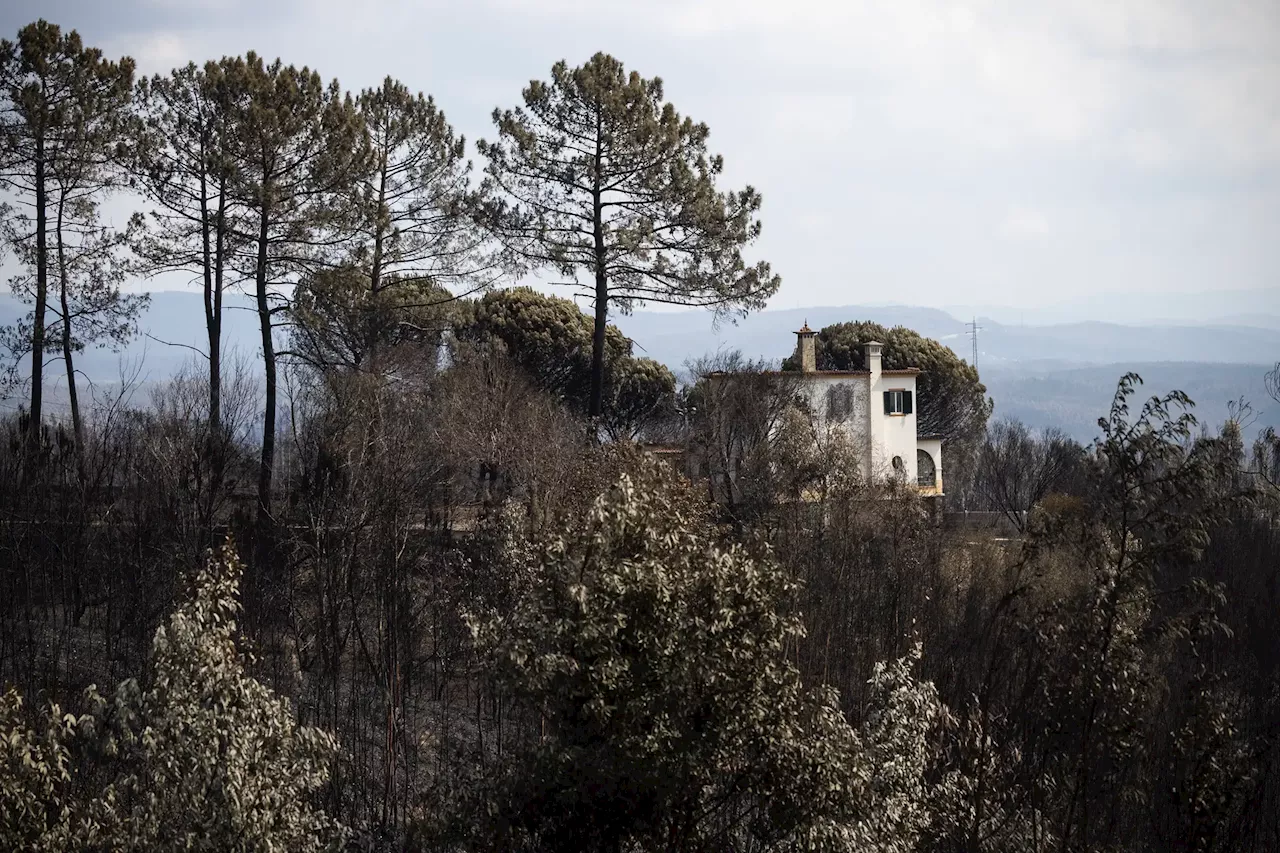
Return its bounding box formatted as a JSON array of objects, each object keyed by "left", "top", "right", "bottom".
[{"left": 865, "top": 341, "right": 883, "bottom": 383}]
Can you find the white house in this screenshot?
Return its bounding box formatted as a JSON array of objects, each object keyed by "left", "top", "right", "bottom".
[
  {"left": 662, "top": 325, "right": 944, "bottom": 498},
  {"left": 784, "top": 324, "right": 943, "bottom": 494}
]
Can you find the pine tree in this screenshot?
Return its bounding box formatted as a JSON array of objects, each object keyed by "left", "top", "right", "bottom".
[
  {"left": 478, "top": 52, "right": 778, "bottom": 418},
  {"left": 350, "top": 77, "right": 496, "bottom": 369},
  {"left": 0, "top": 21, "right": 139, "bottom": 468},
  {"left": 131, "top": 60, "right": 244, "bottom": 435},
  {"left": 43, "top": 41, "right": 141, "bottom": 452},
  {"left": 291, "top": 77, "right": 500, "bottom": 377},
  {"left": 218, "top": 52, "right": 366, "bottom": 539}
]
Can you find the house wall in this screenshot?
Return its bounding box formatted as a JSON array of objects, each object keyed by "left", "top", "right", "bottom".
[
  {"left": 797, "top": 376, "right": 872, "bottom": 478},
  {"left": 870, "top": 373, "right": 919, "bottom": 483},
  {"left": 745, "top": 365, "right": 937, "bottom": 492},
  {"left": 795, "top": 373, "right": 922, "bottom": 484}
]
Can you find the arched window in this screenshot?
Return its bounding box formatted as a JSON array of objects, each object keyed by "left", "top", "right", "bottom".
[{"left": 917, "top": 449, "right": 936, "bottom": 488}]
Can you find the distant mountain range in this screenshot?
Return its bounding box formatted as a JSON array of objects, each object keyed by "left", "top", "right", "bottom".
[
  {"left": 939, "top": 287, "right": 1280, "bottom": 328},
  {"left": 609, "top": 304, "right": 1280, "bottom": 372},
  {"left": 0, "top": 290, "right": 263, "bottom": 386},
  {"left": 980, "top": 362, "right": 1274, "bottom": 444},
  {"left": 3, "top": 290, "right": 1277, "bottom": 445}
]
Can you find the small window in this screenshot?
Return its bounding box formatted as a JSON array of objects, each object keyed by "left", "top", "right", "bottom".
[
  {"left": 891, "top": 455, "right": 905, "bottom": 477},
  {"left": 883, "top": 389, "right": 912, "bottom": 415}
]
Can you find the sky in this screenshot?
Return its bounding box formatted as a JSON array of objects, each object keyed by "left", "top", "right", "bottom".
[{"left": 3, "top": 0, "right": 1279, "bottom": 320}]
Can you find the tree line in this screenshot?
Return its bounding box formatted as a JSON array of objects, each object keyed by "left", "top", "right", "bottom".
[{"left": 0, "top": 21, "right": 777, "bottom": 515}]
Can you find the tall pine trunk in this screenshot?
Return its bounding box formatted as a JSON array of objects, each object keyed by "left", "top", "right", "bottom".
[
  {"left": 55, "top": 202, "right": 83, "bottom": 455},
  {"left": 213, "top": 176, "right": 227, "bottom": 433},
  {"left": 200, "top": 166, "right": 222, "bottom": 434},
  {"left": 589, "top": 263, "right": 607, "bottom": 420},
  {"left": 588, "top": 125, "right": 607, "bottom": 420},
  {"left": 254, "top": 202, "right": 276, "bottom": 544},
  {"left": 200, "top": 168, "right": 228, "bottom": 548},
  {"left": 365, "top": 145, "right": 388, "bottom": 372},
  {"left": 26, "top": 140, "right": 48, "bottom": 476}
]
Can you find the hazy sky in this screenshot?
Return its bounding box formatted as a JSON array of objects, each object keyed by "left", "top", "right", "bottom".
[{"left": 4, "top": 0, "right": 1278, "bottom": 315}]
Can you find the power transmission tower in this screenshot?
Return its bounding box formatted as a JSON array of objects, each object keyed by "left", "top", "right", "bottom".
[{"left": 966, "top": 316, "right": 984, "bottom": 369}]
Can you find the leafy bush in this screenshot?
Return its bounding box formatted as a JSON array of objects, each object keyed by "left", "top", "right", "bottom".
[
  {"left": 462, "top": 457, "right": 956, "bottom": 852},
  {"left": 0, "top": 540, "right": 347, "bottom": 852}
]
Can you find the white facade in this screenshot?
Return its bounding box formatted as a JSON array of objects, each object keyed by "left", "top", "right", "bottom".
[{"left": 790, "top": 328, "right": 942, "bottom": 493}]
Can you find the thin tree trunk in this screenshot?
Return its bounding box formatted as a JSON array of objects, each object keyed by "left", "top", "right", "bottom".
[
  {"left": 213, "top": 185, "right": 226, "bottom": 388},
  {"left": 588, "top": 119, "right": 607, "bottom": 420},
  {"left": 26, "top": 141, "right": 48, "bottom": 476},
  {"left": 55, "top": 199, "right": 83, "bottom": 454},
  {"left": 201, "top": 166, "right": 228, "bottom": 548},
  {"left": 366, "top": 143, "right": 388, "bottom": 372},
  {"left": 255, "top": 201, "right": 276, "bottom": 554},
  {"left": 200, "top": 164, "right": 220, "bottom": 433},
  {"left": 589, "top": 262, "right": 607, "bottom": 420}
]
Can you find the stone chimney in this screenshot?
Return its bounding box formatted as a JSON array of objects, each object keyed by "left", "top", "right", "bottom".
[
  {"left": 865, "top": 341, "right": 883, "bottom": 383},
  {"left": 795, "top": 322, "right": 817, "bottom": 373}
]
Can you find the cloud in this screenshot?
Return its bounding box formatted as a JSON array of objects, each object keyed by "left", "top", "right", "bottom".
[
  {"left": 123, "top": 31, "right": 190, "bottom": 73},
  {"left": 4, "top": 0, "right": 1274, "bottom": 312},
  {"left": 1119, "top": 129, "right": 1178, "bottom": 171},
  {"left": 998, "top": 209, "right": 1051, "bottom": 239},
  {"left": 466, "top": 0, "right": 1280, "bottom": 171}
]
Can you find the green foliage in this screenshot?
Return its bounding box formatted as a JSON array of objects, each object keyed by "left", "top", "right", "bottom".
[
  {"left": 794, "top": 646, "right": 959, "bottom": 853},
  {"left": 459, "top": 286, "right": 628, "bottom": 399},
  {"left": 129, "top": 59, "right": 245, "bottom": 432},
  {"left": 1090, "top": 373, "right": 1242, "bottom": 566},
  {"left": 215, "top": 50, "right": 368, "bottom": 522},
  {"left": 109, "top": 539, "right": 346, "bottom": 851},
  {"left": 466, "top": 458, "right": 798, "bottom": 849},
  {"left": 1165, "top": 678, "right": 1257, "bottom": 853},
  {"left": 0, "top": 19, "right": 145, "bottom": 432},
  {"left": 1253, "top": 425, "right": 1280, "bottom": 496},
  {"left": 1037, "top": 375, "right": 1245, "bottom": 846},
  {"left": 131, "top": 59, "right": 243, "bottom": 273},
  {"left": 463, "top": 458, "right": 954, "bottom": 852},
  {"left": 291, "top": 264, "right": 458, "bottom": 373},
  {"left": 0, "top": 540, "right": 347, "bottom": 852},
  {"left": 353, "top": 76, "right": 495, "bottom": 296},
  {"left": 220, "top": 52, "right": 367, "bottom": 242},
  {"left": 459, "top": 286, "right": 676, "bottom": 437},
  {"left": 0, "top": 687, "right": 86, "bottom": 851},
  {"left": 478, "top": 52, "right": 778, "bottom": 415},
  {"left": 214, "top": 49, "right": 368, "bottom": 295},
  {"left": 603, "top": 354, "right": 678, "bottom": 441},
  {"left": 287, "top": 77, "right": 500, "bottom": 378},
  {"left": 782, "top": 320, "right": 991, "bottom": 448}
]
